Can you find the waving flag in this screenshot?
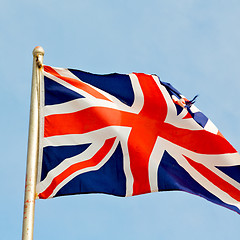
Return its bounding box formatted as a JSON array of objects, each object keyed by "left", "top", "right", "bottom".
[{"left": 36, "top": 65, "right": 240, "bottom": 214}]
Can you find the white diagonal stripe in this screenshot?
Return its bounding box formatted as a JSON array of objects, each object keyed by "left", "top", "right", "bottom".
[
  {"left": 154, "top": 136, "right": 240, "bottom": 209},
  {"left": 152, "top": 76, "right": 202, "bottom": 131},
  {"left": 39, "top": 138, "right": 120, "bottom": 198},
  {"left": 44, "top": 68, "right": 144, "bottom": 115}
]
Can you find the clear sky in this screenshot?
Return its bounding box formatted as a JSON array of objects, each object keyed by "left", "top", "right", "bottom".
[{"left": 1, "top": 1, "right": 240, "bottom": 239}]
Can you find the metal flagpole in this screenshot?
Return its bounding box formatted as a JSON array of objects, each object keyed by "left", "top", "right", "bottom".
[{"left": 22, "top": 46, "right": 44, "bottom": 240}]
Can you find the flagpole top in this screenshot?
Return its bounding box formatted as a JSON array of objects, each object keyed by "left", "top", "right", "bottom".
[
  {"left": 32, "top": 46, "right": 44, "bottom": 68},
  {"left": 32, "top": 46, "right": 45, "bottom": 57}
]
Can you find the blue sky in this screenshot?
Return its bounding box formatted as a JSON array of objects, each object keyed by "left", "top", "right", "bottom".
[{"left": 1, "top": 1, "right": 240, "bottom": 239}]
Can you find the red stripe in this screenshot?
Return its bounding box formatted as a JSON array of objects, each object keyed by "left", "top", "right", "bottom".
[
  {"left": 44, "top": 107, "right": 134, "bottom": 137},
  {"left": 184, "top": 155, "right": 240, "bottom": 202},
  {"left": 159, "top": 123, "right": 237, "bottom": 154},
  {"left": 39, "top": 137, "right": 116, "bottom": 199},
  {"left": 128, "top": 73, "right": 168, "bottom": 195},
  {"left": 44, "top": 66, "right": 111, "bottom": 101}
]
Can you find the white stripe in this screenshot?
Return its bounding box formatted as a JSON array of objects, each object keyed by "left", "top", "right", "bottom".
[
  {"left": 36, "top": 140, "right": 104, "bottom": 194},
  {"left": 55, "top": 68, "right": 144, "bottom": 113},
  {"left": 46, "top": 138, "right": 119, "bottom": 198},
  {"left": 38, "top": 126, "right": 134, "bottom": 198},
  {"left": 155, "top": 136, "right": 240, "bottom": 209},
  {"left": 172, "top": 95, "right": 179, "bottom": 102},
  {"left": 43, "top": 126, "right": 127, "bottom": 147},
  {"left": 120, "top": 128, "right": 134, "bottom": 197},
  {"left": 53, "top": 68, "right": 144, "bottom": 114},
  {"left": 42, "top": 127, "right": 134, "bottom": 197},
  {"left": 36, "top": 137, "right": 119, "bottom": 197},
  {"left": 52, "top": 67, "right": 81, "bottom": 81},
  {"left": 149, "top": 138, "right": 165, "bottom": 192},
  {"left": 207, "top": 152, "right": 240, "bottom": 166},
  {"left": 37, "top": 126, "right": 133, "bottom": 196},
  {"left": 204, "top": 119, "right": 218, "bottom": 134},
  {"left": 43, "top": 96, "right": 138, "bottom": 117},
  {"left": 152, "top": 75, "right": 202, "bottom": 131},
  {"left": 53, "top": 68, "right": 129, "bottom": 106},
  {"left": 190, "top": 105, "right": 200, "bottom": 113},
  {"left": 179, "top": 154, "right": 240, "bottom": 209},
  {"left": 129, "top": 73, "right": 144, "bottom": 114},
  {"left": 43, "top": 69, "right": 144, "bottom": 115},
  {"left": 44, "top": 70, "right": 96, "bottom": 100}
]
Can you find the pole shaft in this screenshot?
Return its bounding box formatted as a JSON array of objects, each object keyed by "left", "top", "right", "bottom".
[{"left": 22, "top": 46, "right": 44, "bottom": 240}]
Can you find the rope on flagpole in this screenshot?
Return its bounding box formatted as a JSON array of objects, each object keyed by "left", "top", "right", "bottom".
[{"left": 22, "top": 46, "right": 44, "bottom": 240}]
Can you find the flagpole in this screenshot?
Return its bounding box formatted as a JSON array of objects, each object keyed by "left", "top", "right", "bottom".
[{"left": 22, "top": 46, "right": 44, "bottom": 240}]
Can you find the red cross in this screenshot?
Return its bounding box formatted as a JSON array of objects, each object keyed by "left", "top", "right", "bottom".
[{"left": 42, "top": 67, "right": 237, "bottom": 199}]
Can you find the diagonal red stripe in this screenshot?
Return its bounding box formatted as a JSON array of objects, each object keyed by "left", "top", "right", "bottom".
[
  {"left": 184, "top": 155, "right": 240, "bottom": 202},
  {"left": 44, "top": 66, "right": 111, "bottom": 101},
  {"left": 39, "top": 137, "right": 116, "bottom": 199}
]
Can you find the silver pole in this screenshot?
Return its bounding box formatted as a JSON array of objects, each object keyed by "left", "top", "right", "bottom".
[{"left": 22, "top": 46, "right": 44, "bottom": 240}]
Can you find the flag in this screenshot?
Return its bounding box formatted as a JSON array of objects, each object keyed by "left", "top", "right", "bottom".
[{"left": 36, "top": 65, "right": 240, "bottom": 214}]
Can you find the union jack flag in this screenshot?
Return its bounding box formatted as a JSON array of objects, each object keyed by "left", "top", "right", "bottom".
[{"left": 36, "top": 65, "right": 240, "bottom": 214}]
